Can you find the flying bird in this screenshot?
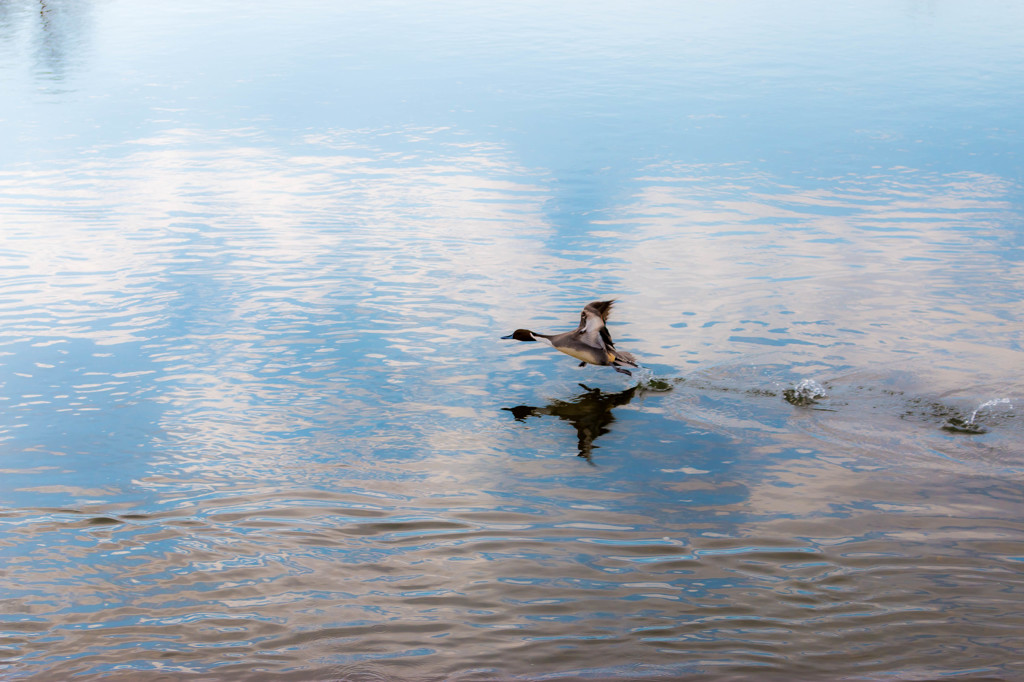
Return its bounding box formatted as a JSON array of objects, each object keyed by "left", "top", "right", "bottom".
[{"left": 501, "top": 300, "right": 640, "bottom": 375}]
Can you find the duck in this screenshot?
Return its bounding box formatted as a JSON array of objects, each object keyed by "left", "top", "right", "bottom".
[{"left": 501, "top": 300, "right": 640, "bottom": 375}]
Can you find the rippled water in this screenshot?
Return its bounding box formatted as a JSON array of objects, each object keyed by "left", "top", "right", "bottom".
[{"left": 2, "top": 1, "right": 1024, "bottom": 680}]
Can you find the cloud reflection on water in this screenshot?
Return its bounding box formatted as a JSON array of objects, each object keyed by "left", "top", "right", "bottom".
[
  {"left": 0, "top": 128, "right": 561, "bottom": 498},
  {"left": 1, "top": 0, "right": 1023, "bottom": 675},
  {"left": 1, "top": 125, "right": 1023, "bottom": 681},
  {"left": 2, "top": 129, "right": 1022, "bottom": 489},
  {"left": 604, "top": 164, "right": 1023, "bottom": 393}
]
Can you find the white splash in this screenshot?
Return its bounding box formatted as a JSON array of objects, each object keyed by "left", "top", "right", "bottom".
[
  {"left": 794, "top": 378, "right": 827, "bottom": 400},
  {"left": 968, "top": 398, "right": 1013, "bottom": 425}
]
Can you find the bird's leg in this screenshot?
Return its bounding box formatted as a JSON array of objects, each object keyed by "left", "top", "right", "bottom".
[
  {"left": 578, "top": 361, "right": 587, "bottom": 367},
  {"left": 613, "top": 366, "right": 632, "bottom": 376}
]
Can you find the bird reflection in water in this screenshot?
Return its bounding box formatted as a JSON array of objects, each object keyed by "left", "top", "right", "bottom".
[{"left": 503, "top": 383, "right": 638, "bottom": 462}]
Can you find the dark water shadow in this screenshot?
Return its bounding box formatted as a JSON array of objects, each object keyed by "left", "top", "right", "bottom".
[{"left": 503, "top": 383, "right": 639, "bottom": 462}]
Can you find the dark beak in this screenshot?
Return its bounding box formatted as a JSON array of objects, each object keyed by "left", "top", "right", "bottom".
[{"left": 500, "top": 333, "right": 515, "bottom": 339}]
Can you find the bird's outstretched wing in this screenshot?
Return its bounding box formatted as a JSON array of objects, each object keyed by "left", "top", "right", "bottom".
[{"left": 578, "top": 300, "right": 618, "bottom": 349}]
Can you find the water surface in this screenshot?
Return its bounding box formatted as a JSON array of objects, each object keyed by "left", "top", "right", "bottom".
[{"left": 1, "top": 1, "right": 1023, "bottom": 679}]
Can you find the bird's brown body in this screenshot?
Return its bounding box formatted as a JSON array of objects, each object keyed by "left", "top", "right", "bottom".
[{"left": 502, "top": 300, "right": 639, "bottom": 375}]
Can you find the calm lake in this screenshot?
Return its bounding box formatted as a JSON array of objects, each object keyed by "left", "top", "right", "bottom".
[{"left": 2, "top": 0, "right": 1023, "bottom": 679}]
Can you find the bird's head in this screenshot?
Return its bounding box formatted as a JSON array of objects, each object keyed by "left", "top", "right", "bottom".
[{"left": 501, "top": 329, "right": 537, "bottom": 342}]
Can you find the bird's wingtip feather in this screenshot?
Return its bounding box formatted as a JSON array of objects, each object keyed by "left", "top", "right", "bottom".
[{"left": 584, "top": 299, "right": 616, "bottom": 321}]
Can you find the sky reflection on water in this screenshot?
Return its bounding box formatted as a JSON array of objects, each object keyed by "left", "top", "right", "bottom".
[{"left": 1, "top": 0, "right": 1024, "bottom": 679}]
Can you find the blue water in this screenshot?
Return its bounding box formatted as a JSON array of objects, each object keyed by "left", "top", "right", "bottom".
[{"left": 2, "top": 1, "right": 1023, "bottom": 679}]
